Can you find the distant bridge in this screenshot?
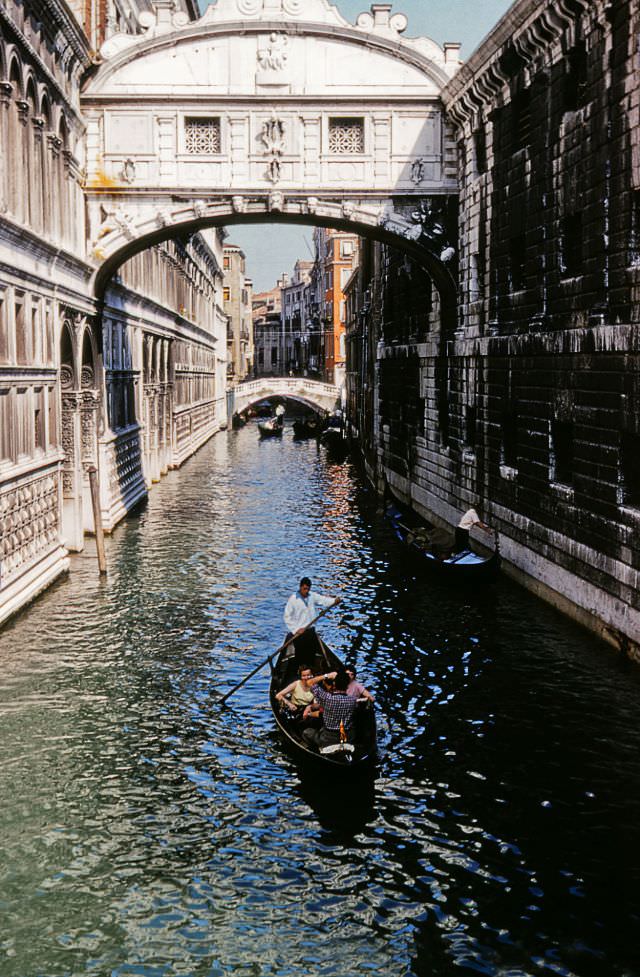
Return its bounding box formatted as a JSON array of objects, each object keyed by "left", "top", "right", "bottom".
[{"left": 228, "top": 378, "right": 340, "bottom": 418}]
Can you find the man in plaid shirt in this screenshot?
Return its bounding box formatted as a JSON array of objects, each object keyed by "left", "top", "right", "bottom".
[{"left": 302, "top": 670, "right": 358, "bottom": 751}]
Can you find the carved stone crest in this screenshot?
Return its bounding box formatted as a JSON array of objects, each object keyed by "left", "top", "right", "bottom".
[
  {"left": 231, "top": 195, "right": 247, "bottom": 213},
  {"left": 410, "top": 159, "right": 426, "bottom": 185},
  {"left": 261, "top": 116, "right": 286, "bottom": 155},
  {"left": 258, "top": 33, "right": 289, "bottom": 72},
  {"left": 268, "top": 190, "right": 284, "bottom": 212}
]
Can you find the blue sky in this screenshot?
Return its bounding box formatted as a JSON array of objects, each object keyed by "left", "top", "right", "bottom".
[{"left": 213, "top": 0, "right": 514, "bottom": 290}]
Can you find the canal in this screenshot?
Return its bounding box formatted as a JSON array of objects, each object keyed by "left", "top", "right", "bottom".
[{"left": 1, "top": 424, "right": 639, "bottom": 977}]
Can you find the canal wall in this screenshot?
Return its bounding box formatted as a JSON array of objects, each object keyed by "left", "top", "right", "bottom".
[{"left": 347, "top": 0, "right": 640, "bottom": 661}]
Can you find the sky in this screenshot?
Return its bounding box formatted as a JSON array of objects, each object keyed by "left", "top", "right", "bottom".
[{"left": 209, "top": 0, "right": 515, "bottom": 291}]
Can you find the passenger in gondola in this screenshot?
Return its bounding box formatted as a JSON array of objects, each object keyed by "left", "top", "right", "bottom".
[
  {"left": 275, "top": 664, "right": 323, "bottom": 723},
  {"left": 345, "top": 666, "right": 374, "bottom": 703},
  {"left": 283, "top": 577, "right": 341, "bottom": 666},
  {"left": 455, "top": 507, "right": 492, "bottom": 551},
  {"left": 302, "top": 669, "right": 358, "bottom": 752}
]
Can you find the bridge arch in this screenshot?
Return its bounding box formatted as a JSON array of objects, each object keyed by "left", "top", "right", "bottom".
[
  {"left": 228, "top": 378, "right": 341, "bottom": 418},
  {"left": 81, "top": 0, "right": 461, "bottom": 325}
]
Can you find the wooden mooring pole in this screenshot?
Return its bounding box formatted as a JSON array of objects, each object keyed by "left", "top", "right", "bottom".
[{"left": 87, "top": 465, "right": 107, "bottom": 576}]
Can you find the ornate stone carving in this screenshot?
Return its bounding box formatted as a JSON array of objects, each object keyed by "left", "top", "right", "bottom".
[
  {"left": 60, "top": 364, "right": 74, "bottom": 390},
  {"left": 342, "top": 200, "right": 355, "bottom": 219},
  {"left": 231, "top": 195, "right": 247, "bottom": 213},
  {"left": 0, "top": 474, "right": 59, "bottom": 585},
  {"left": 411, "top": 159, "right": 426, "bottom": 185},
  {"left": 267, "top": 158, "right": 281, "bottom": 183},
  {"left": 258, "top": 33, "right": 289, "bottom": 72},
  {"left": 268, "top": 190, "right": 284, "bottom": 211},
  {"left": 120, "top": 158, "right": 136, "bottom": 184},
  {"left": 306, "top": 196, "right": 319, "bottom": 214},
  {"left": 237, "top": 0, "right": 261, "bottom": 14},
  {"left": 261, "top": 116, "right": 286, "bottom": 155}
]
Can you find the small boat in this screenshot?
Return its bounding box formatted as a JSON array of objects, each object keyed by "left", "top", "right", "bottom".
[
  {"left": 386, "top": 502, "right": 500, "bottom": 581},
  {"left": 269, "top": 640, "right": 377, "bottom": 775},
  {"left": 292, "top": 416, "right": 321, "bottom": 440},
  {"left": 258, "top": 416, "right": 284, "bottom": 438}
]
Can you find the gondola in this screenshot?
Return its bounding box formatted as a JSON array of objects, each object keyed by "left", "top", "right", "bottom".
[
  {"left": 292, "top": 416, "right": 321, "bottom": 440},
  {"left": 269, "top": 639, "right": 377, "bottom": 775},
  {"left": 386, "top": 502, "right": 500, "bottom": 581},
  {"left": 258, "top": 416, "right": 284, "bottom": 438}
]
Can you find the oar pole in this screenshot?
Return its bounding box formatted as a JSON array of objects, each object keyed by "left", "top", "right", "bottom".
[{"left": 218, "top": 599, "right": 340, "bottom": 705}]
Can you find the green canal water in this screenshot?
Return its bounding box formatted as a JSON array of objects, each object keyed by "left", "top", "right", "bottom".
[{"left": 1, "top": 425, "right": 639, "bottom": 977}]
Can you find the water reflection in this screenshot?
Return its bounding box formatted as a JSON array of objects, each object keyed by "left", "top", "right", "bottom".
[{"left": 0, "top": 424, "right": 639, "bottom": 976}]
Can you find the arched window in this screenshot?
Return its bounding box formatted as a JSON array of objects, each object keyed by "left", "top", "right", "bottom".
[
  {"left": 8, "top": 59, "right": 23, "bottom": 220},
  {"left": 81, "top": 329, "right": 95, "bottom": 390},
  {"left": 25, "top": 77, "right": 40, "bottom": 230}
]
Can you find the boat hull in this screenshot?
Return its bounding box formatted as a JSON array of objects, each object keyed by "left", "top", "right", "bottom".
[
  {"left": 386, "top": 503, "right": 500, "bottom": 581},
  {"left": 269, "top": 642, "right": 377, "bottom": 776}
]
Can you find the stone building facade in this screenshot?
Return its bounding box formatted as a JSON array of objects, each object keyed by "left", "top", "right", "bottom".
[
  {"left": 223, "top": 244, "right": 253, "bottom": 382},
  {"left": 280, "top": 260, "right": 313, "bottom": 376},
  {"left": 0, "top": 0, "right": 227, "bottom": 626},
  {"left": 348, "top": 0, "right": 640, "bottom": 657}
]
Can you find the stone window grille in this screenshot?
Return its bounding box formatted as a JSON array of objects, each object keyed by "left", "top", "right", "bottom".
[
  {"left": 474, "top": 126, "right": 487, "bottom": 175},
  {"left": 185, "top": 117, "right": 221, "bottom": 155},
  {"left": 328, "top": 118, "right": 365, "bottom": 154},
  {"left": 501, "top": 405, "right": 518, "bottom": 469},
  {"left": 512, "top": 90, "right": 531, "bottom": 150},
  {"left": 564, "top": 43, "right": 588, "bottom": 113},
  {"left": 509, "top": 234, "right": 526, "bottom": 291},
  {"left": 562, "top": 213, "right": 583, "bottom": 277}
]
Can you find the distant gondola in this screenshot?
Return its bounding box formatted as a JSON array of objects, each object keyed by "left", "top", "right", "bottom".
[
  {"left": 258, "top": 417, "right": 284, "bottom": 438},
  {"left": 386, "top": 502, "right": 500, "bottom": 581},
  {"left": 269, "top": 640, "right": 377, "bottom": 775},
  {"left": 292, "top": 416, "right": 321, "bottom": 440}
]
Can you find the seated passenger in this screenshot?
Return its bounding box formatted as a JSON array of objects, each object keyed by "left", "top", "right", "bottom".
[
  {"left": 345, "top": 666, "right": 374, "bottom": 702},
  {"left": 302, "top": 669, "right": 358, "bottom": 752},
  {"left": 276, "top": 664, "right": 321, "bottom": 721}
]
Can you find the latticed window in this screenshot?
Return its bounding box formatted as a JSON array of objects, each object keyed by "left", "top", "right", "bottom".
[
  {"left": 328, "top": 118, "right": 365, "bottom": 154},
  {"left": 185, "top": 117, "right": 221, "bottom": 155}
]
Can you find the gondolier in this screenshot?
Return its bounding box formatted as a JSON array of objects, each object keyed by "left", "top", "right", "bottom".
[{"left": 283, "top": 577, "right": 341, "bottom": 665}]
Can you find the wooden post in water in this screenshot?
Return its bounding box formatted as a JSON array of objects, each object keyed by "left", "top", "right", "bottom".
[{"left": 87, "top": 465, "right": 107, "bottom": 576}]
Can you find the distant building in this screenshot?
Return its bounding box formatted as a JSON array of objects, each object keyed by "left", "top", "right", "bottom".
[
  {"left": 223, "top": 245, "right": 253, "bottom": 382},
  {"left": 252, "top": 278, "right": 286, "bottom": 377},
  {"left": 312, "top": 228, "right": 359, "bottom": 385},
  {"left": 281, "top": 261, "right": 313, "bottom": 375}
]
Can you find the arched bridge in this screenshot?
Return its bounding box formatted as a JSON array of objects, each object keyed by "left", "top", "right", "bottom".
[{"left": 228, "top": 378, "right": 340, "bottom": 417}]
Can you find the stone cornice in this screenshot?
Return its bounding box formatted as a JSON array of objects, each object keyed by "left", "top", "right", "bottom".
[
  {"left": 83, "top": 20, "right": 452, "bottom": 94},
  {"left": 442, "top": 0, "right": 592, "bottom": 123}
]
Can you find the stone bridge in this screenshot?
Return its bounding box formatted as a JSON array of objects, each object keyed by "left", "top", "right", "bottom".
[{"left": 228, "top": 377, "right": 340, "bottom": 417}]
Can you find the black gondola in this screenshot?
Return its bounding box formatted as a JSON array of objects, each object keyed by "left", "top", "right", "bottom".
[
  {"left": 386, "top": 502, "right": 500, "bottom": 581},
  {"left": 269, "top": 639, "right": 377, "bottom": 775},
  {"left": 292, "top": 416, "right": 321, "bottom": 439},
  {"left": 258, "top": 416, "right": 284, "bottom": 438}
]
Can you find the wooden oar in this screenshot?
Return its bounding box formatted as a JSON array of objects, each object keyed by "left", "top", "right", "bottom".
[{"left": 218, "top": 600, "right": 339, "bottom": 705}]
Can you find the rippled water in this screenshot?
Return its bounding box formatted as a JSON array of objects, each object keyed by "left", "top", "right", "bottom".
[{"left": 1, "top": 425, "right": 640, "bottom": 977}]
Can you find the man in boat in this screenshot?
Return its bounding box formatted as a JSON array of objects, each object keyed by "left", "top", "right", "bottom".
[
  {"left": 301, "top": 669, "right": 358, "bottom": 752},
  {"left": 283, "top": 577, "right": 341, "bottom": 666},
  {"left": 455, "top": 507, "right": 492, "bottom": 552},
  {"left": 345, "top": 666, "right": 374, "bottom": 703}
]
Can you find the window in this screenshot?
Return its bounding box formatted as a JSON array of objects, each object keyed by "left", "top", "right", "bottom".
[
  {"left": 629, "top": 190, "right": 640, "bottom": 267},
  {"left": 328, "top": 118, "right": 365, "bottom": 154},
  {"left": 465, "top": 405, "right": 477, "bottom": 449},
  {"left": 501, "top": 407, "right": 518, "bottom": 468},
  {"left": 0, "top": 390, "right": 12, "bottom": 462},
  {"left": 474, "top": 126, "right": 487, "bottom": 175},
  {"left": 185, "top": 117, "right": 221, "bottom": 155},
  {"left": 512, "top": 90, "right": 531, "bottom": 151},
  {"left": 551, "top": 418, "right": 574, "bottom": 485},
  {"left": 47, "top": 385, "right": 57, "bottom": 449},
  {"left": 564, "top": 43, "right": 588, "bottom": 112},
  {"left": 271, "top": 345, "right": 278, "bottom": 366},
  {"left": 620, "top": 432, "right": 640, "bottom": 508},
  {"left": 15, "top": 293, "right": 26, "bottom": 364},
  {"left": 341, "top": 240, "right": 354, "bottom": 257},
  {"left": 34, "top": 387, "right": 44, "bottom": 451},
  {"left": 0, "top": 291, "right": 7, "bottom": 363},
  {"left": 562, "top": 213, "right": 583, "bottom": 277},
  {"left": 223, "top": 287, "right": 230, "bottom": 302},
  {"left": 223, "top": 255, "right": 230, "bottom": 270},
  {"left": 509, "top": 234, "right": 526, "bottom": 291}
]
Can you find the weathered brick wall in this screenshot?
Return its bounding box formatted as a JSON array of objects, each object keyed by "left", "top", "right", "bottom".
[{"left": 354, "top": 0, "right": 640, "bottom": 656}]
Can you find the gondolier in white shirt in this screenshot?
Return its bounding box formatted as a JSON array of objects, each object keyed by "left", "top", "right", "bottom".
[
  {"left": 283, "top": 576, "right": 341, "bottom": 665},
  {"left": 455, "top": 506, "right": 491, "bottom": 552}
]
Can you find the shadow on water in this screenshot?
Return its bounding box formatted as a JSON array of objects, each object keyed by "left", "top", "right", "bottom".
[{"left": 296, "top": 773, "right": 377, "bottom": 840}]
